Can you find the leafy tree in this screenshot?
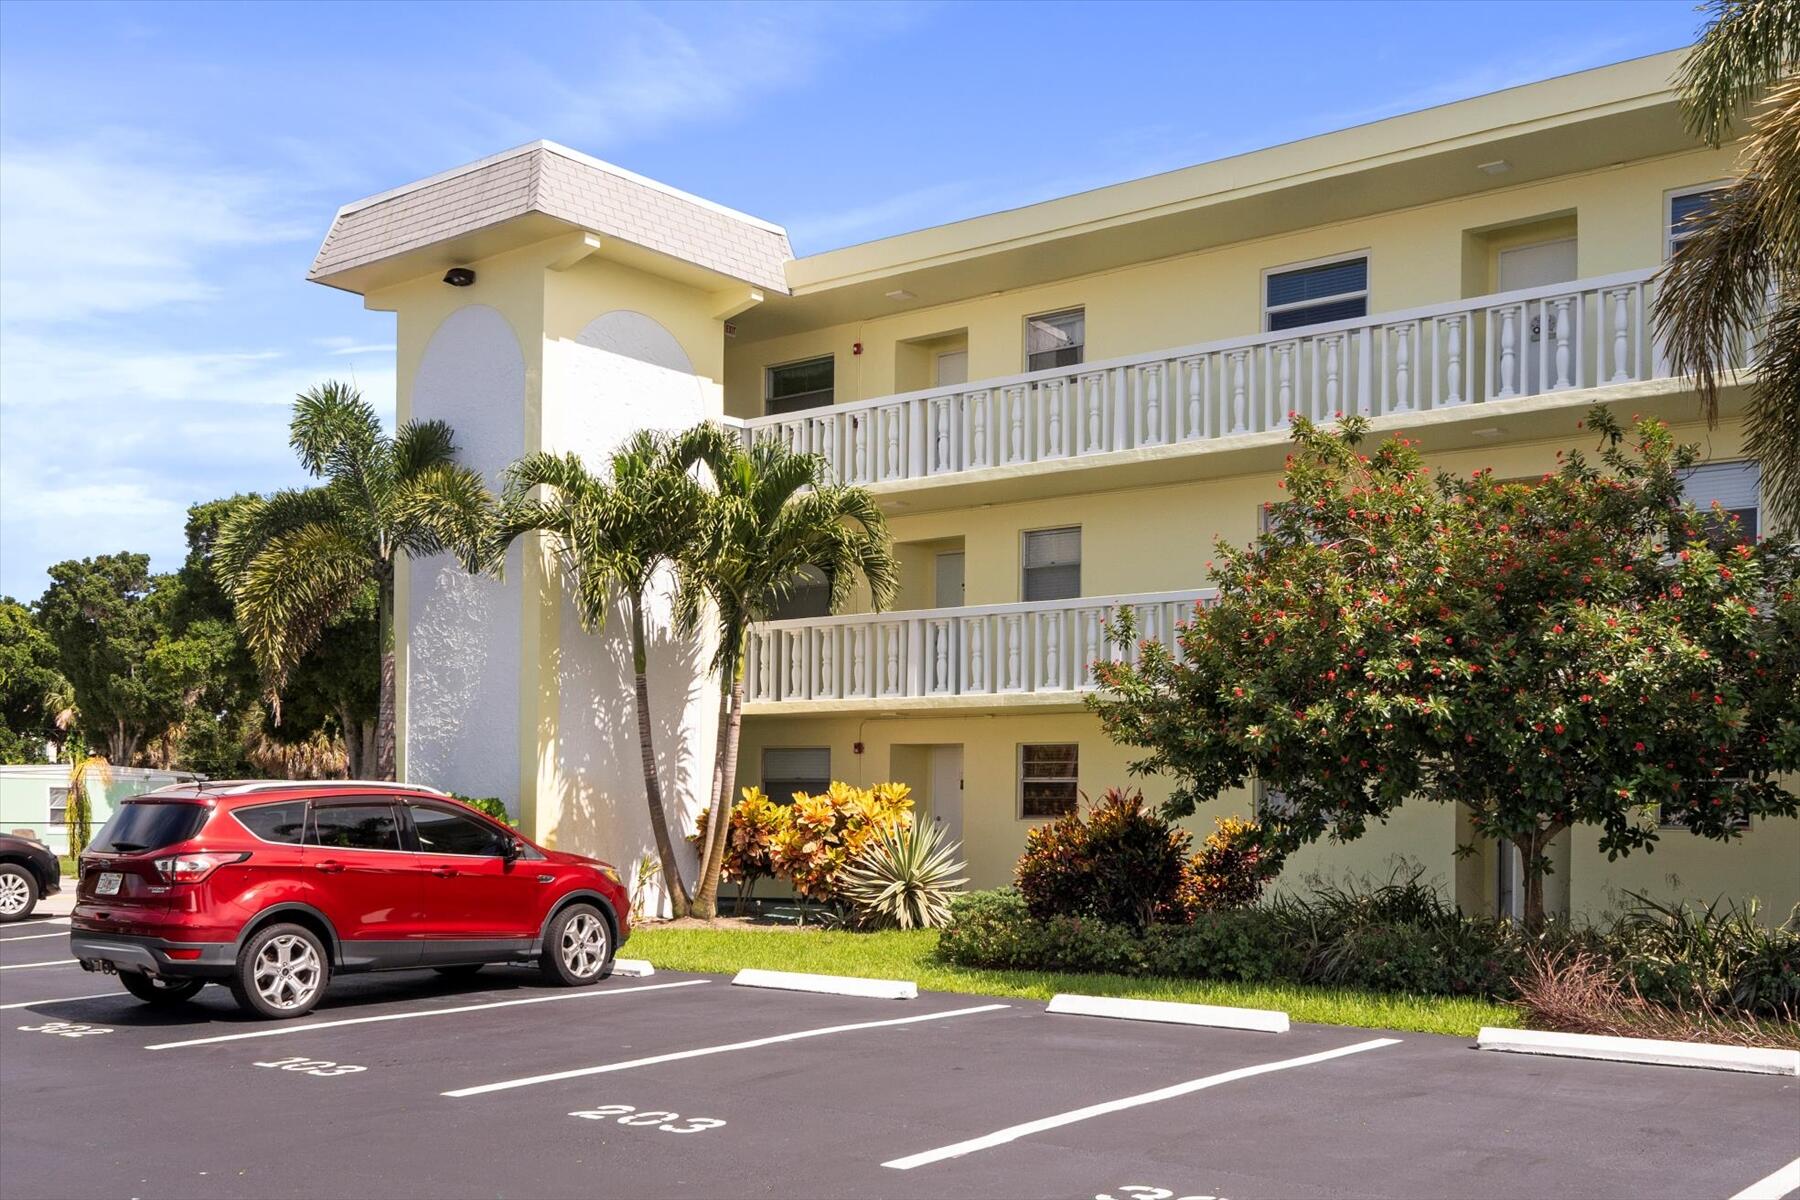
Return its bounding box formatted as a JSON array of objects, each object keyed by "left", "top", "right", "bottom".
[
  {"left": 1091, "top": 408, "right": 1800, "bottom": 927},
  {"left": 215, "top": 382, "right": 489, "bottom": 779},
  {"left": 491, "top": 431, "right": 711, "bottom": 916},
  {"left": 0, "top": 598, "right": 64, "bottom": 763},
  {"left": 678, "top": 432, "right": 897, "bottom": 918},
  {"left": 1656, "top": 0, "right": 1800, "bottom": 525},
  {"left": 34, "top": 554, "right": 180, "bottom": 763}
]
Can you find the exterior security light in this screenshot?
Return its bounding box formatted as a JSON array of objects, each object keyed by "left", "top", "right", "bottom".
[{"left": 443, "top": 267, "right": 476, "bottom": 287}]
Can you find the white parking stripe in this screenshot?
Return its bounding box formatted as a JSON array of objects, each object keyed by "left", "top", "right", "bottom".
[
  {"left": 145, "top": 978, "right": 709, "bottom": 1049},
  {"left": 0, "top": 931, "right": 70, "bottom": 942},
  {"left": 444, "top": 1002, "right": 1011, "bottom": 1098},
  {"left": 882, "top": 1036, "right": 1401, "bottom": 1170},
  {"left": 1732, "top": 1156, "right": 1800, "bottom": 1200},
  {"left": 0, "top": 993, "right": 118, "bottom": 1010},
  {"left": 0, "top": 959, "right": 77, "bottom": 970}
]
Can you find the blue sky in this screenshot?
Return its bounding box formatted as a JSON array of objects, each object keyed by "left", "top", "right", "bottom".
[{"left": 0, "top": 0, "right": 1706, "bottom": 600}]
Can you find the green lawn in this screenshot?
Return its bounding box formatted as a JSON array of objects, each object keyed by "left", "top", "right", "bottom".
[{"left": 629, "top": 926, "right": 1520, "bottom": 1038}]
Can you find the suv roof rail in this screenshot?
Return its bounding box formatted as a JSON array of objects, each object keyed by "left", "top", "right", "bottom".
[{"left": 204, "top": 780, "right": 452, "bottom": 797}]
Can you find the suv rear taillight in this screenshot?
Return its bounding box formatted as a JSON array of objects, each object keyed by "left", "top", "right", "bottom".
[{"left": 152, "top": 852, "right": 250, "bottom": 883}]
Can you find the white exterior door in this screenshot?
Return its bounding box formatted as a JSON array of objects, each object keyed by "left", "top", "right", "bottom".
[
  {"left": 928, "top": 746, "right": 964, "bottom": 845},
  {"left": 935, "top": 552, "right": 965, "bottom": 609},
  {"left": 1498, "top": 238, "right": 1577, "bottom": 395},
  {"left": 935, "top": 351, "right": 968, "bottom": 387}
]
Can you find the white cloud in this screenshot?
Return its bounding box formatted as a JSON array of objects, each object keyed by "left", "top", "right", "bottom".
[{"left": 0, "top": 135, "right": 311, "bottom": 326}]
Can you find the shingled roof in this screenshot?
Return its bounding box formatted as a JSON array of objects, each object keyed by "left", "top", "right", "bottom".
[{"left": 308, "top": 141, "right": 793, "bottom": 294}]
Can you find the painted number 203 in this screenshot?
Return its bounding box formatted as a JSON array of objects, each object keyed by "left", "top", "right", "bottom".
[
  {"left": 1097, "top": 1188, "right": 1229, "bottom": 1200},
  {"left": 254, "top": 1055, "right": 366, "bottom": 1077},
  {"left": 18, "top": 1021, "right": 112, "bottom": 1038},
  {"left": 569, "top": 1104, "right": 726, "bottom": 1134}
]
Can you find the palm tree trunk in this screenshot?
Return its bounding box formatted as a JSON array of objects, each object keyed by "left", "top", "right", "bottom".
[
  {"left": 629, "top": 597, "right": 691, "bottom": 918},
  {"left": 375, "top": 567, "right": 397, "bottom": 781},
  {"left": 692, "top": 669, "right": 744, "bottom": 919}
]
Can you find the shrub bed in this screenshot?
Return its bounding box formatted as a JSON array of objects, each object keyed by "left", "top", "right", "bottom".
[{"left": 938, "top": 882, "right": 1800, "bottom": 1021}]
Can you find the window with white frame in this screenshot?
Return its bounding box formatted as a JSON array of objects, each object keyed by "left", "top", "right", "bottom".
[
  {"left": 1681, "top": 460, "right": 1761, "bottom": 546},
  {"left": 1021, "top": 526, "right": 1081, "bottom": 601},
  {"left": 1025, "top": 308, "right": 1085, "bottom": 372},
  {"left": 47, "top": 787, "right": 69, "bottom": 826},
  {"left": 761, "top": 747, "right": 831, "bottom": 804},
  {"left": 1264, "top": 255, "right": 1369, "bottom": 332},
  {"left": 1666, "top": 184, "right": 1729, "bottom": 258},
  {"left": 1020, "top": 743, "right": 1079, "bottom": 818},
  {"left": 764, "top": 356, "right": 834, "bottom": 416}
]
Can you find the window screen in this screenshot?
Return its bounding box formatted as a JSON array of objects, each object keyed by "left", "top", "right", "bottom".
[
  {"left": 1022, "top": 527, "right": 1081, "bottom": 601},
  {"left": 1026, "top": 309, "right": 1085, "bottom": 372},
  {"left": 1020, "top": 744, "right": 1079, "bottom": 818},
  {"left": 48, "top": 787, "right": 69, "bottom": 826},
  {"left": 1681, "top": 460, "right": 1760, "bottom": 544},
  {"left": 766, "top": 357, "right": 834, "bottom": 416},
  {"left": 1265, "top": 257, "right": 1368, "bottom": 332},
  {"left": 308, "top": 803, "right": 402, "bottom": 852},
  {"left": 1668, "top": 187, "right": 1725, "bottom": 255},
  {"left": 763, "top": 747, "right": 831, "bottom": 804},
  {"left": 233, "top": 800, "right": 308, "bottom": 845}
]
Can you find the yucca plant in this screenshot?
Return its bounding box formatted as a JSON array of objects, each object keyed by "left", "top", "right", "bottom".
[{"left": 839, "top": 820, "right": 969, "bottom": 931}]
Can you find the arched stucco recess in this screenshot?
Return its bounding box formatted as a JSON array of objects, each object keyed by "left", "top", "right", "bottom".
[
  {"left": 548, "top": 309, "right": 717, "bottom": 916},
  {"left": 406, "top": 304, "right": 525, "bottom": 808}
]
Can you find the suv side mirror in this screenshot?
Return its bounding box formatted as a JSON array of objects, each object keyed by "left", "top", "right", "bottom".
[{"left": 501, "top": 837, "right": 522, "bottom": 862}]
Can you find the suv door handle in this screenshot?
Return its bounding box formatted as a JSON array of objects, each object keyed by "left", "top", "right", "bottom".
[
  {"left": 431, "top": 866, "right": 458, "bottom": 878},
  {"left": 314, "top": 860, "right": 346, "bottom": 874}
]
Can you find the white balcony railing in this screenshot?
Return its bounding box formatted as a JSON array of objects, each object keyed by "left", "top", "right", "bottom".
[
  {"left": 745, "top": 589, "right": 1217, "bottom": 705},
  {"left": 740, "top": 269, "right": 1695, "bottom": 485}
]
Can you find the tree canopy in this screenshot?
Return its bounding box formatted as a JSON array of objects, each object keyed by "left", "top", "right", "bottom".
[
  {"left": 0, "top": 597, "right": 65, "bottom": 763},
  {"left": 1091, "top": 407, "right": 1800, "bottom": 925}
]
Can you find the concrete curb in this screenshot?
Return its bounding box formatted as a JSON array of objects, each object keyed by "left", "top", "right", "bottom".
[
  {"left": 1046, "top": 993, "right": 1290, "bottom": 1033},
  {"left": 731, "top": 968, "right": 917, "bottom": 1000},
  {"left": 1476, "top": 1027, "right": 1800, "bottom": 1076},
  {"left": 612, "top": 959, "right": 654, "bottom": 978}
]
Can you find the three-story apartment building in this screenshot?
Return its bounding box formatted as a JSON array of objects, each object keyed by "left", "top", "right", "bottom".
[{"left": 312, "top": 48, "right": 1795, "bottom": 921}]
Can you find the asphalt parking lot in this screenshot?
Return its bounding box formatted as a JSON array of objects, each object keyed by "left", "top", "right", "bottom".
[{"left": 2, "top": 912, "right": 1796, "bottom": 1200}]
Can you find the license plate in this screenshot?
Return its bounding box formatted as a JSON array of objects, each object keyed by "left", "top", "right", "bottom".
[{"left": 95, "top": 872, "right": 122, "bottom": 896}]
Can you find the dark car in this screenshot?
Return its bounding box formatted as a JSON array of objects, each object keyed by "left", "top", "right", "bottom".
[
  {"left": 0, "top": 833, "right": 61, "bottom": 922},
  {"left": 69, "top": 781, "right": 630, "bottom": 1018}
]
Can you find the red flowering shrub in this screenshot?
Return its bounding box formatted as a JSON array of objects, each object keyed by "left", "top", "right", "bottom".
[{"left": 1092, "top": 406, "right": 1799, "bottom": 926}]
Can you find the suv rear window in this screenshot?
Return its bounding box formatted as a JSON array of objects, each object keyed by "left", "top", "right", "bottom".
[{"left": 89, "top": 802, "right": 209, "bottom": 854}]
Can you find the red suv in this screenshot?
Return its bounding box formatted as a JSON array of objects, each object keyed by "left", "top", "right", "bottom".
[{"left": 70, "top": 782, "right": 629, "bottom": 1019}]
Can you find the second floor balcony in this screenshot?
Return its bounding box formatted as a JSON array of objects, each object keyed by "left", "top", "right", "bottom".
[
  {"left": 744, "top": 588, "right": 1216, "bottom": 712},
  {"left": 737, "top": 267, "right": 1748, "bottom": 498}
]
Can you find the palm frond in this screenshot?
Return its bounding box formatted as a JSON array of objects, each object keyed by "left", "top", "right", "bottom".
[
  {"left": 227, "top": 522, "right": 371, "bottom": 703},
  {"left": 392, "top": 419, "right": 460, "bottom": 480},
  {"left": 213, "top": 488, "right": 352, "bottom": 589},
  {"left": 1742, "top": 296, "right": 1800, "bottom": 524},
  {"left": 389, "top": 463, "right": 495, "bottom": 571},
  {"left": 290, "top": 381, "right": 382, "bottom": 479},
  {"left": 1678, "top": 0, "right": 1800, "bottom": 146},
  {"left": 1654, "top": 177, "right": 1775, "bottom": 424}
]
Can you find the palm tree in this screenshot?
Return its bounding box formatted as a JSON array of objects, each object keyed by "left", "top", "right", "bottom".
[
  {"left": 490, "top": 431, "right": 710, "bottom": 917},
  {"left": 215, "top": 382, "right": 489, "bottom": 780},
  {"left": 678, "top": 431, "right": 898, "bottom": 919},
  {"left": 62, "top": 737, "right": 110, "bottom": 858},
  {"left": 1655, "top": 0, "right": 1800, "bottom": 525}
]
